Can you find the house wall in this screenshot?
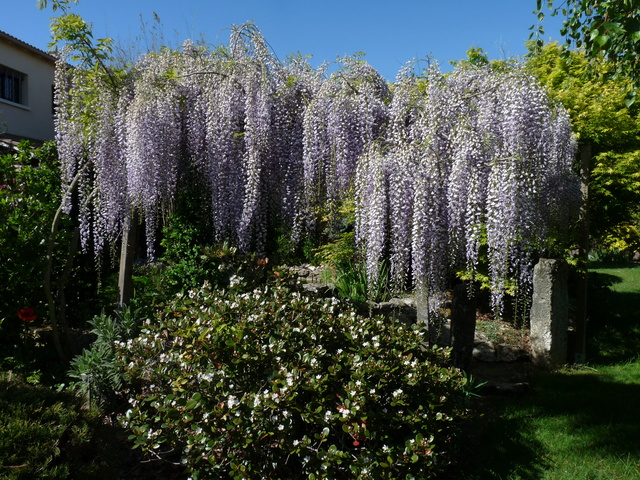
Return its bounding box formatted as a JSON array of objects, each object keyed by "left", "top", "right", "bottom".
[{"left": 0, "top": 34, "right": 56, "bottom": 141}]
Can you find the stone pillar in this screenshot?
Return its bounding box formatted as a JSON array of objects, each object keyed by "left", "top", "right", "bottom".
[
  {"left": 416, "top": 290, "right": 450, "bottom": 346},
  {"left": 118, "top": 209, "right": 138, "bottom": 308},
  {"left": 530, "top": 258, "right": 569, "bottom": 369},
  {"left": 451, "top": 282, "right": 477, "bottom": 372}
]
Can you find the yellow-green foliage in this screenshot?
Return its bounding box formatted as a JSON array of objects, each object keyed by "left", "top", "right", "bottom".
[
  {"left": 527, "top": 42, "right": 639, "bottom": 147},
  {"left": 527, "top": 42, "right": 640, "bottom": 250},
  {"left": 590, "top": 149, "right": 640, "bottom": 251}
]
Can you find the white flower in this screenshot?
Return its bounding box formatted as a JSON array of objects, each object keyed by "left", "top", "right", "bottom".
[
  {"left": 227, "top": 395, "right": 239, "bottom": 409},
  {"left": 392, "top": 388, "right": 403, "bottom": 398}
]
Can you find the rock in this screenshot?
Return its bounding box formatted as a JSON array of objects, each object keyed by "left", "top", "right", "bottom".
[
  {"left": 473, "top": 335, "right": 497, "bottom": 362},
  {"left": 285, "top": 263, "right": 325, "bottom": 283},
  {"left": 530, "top": 258, "right": 569, "bottom": 369},
  {"left": 301, "top": 282, "right": 335, "bottom": 297},
  {"left": 495, "top": 344, "right": 530, "bottom": 363},
  {"left": 364, "top": 298, "right": 417, "bottom": 325},
  {"left": 472, "top": 361, "right": 532, "bottom": 397},
  {"left": 477, "top": 381, "right": 530, "bottom": 396}
]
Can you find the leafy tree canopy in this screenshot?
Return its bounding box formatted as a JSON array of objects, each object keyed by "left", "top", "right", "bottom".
[
  {"left": 527, "top": 42, "right": 640, "bottom": 251},
  {"left": 533, "top": 0, "right": 640, "bottom": 104},
  {"left": 448, "top": 47, "right": 516, "bottom": 72},
  {"left": 526, "top": 41, "right": 639, "bottom": 146},
  {"left": 37, "top": 0, "right": 119, "bottom": 88}
]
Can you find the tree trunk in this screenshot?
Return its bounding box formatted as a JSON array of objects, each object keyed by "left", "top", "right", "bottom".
[
  {"left": 451, "top": 282, "right": 477, "bottom": 372},
  {"left": 118, "top": 209, "right": 138, "bottom": 308},
  {"left": 574, "top": 142, "right": 591, "bottom": 363},
  {"left": 55, "top": 226, "right": 80, "bottom": 355},
  {"left": 44, "top": 169, "right": 88, "bottom": 361}
]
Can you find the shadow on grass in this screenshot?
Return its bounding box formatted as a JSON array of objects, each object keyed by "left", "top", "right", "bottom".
[
  {"left": 450, "top": 402, "right": 551, "bottom": 480},
  {"left": 0, "top": 374, "right": 186, "bottom": 480},
  {"left": 587, "top": 268, "right": 640, "bottom": 364},
  {"left": 452, "top": 264, "right": 640, "bottom": 479},
  {"left": 527, "top": 368, "right": 640, "bottom": 456},
  {"left": 455, "top": 366, "right": 640, "bottom": 480}
]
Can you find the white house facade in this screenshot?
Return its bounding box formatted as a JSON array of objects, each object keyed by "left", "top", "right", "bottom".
[{"left": 0, "top": 30, "right": 56, "bottom": 146}]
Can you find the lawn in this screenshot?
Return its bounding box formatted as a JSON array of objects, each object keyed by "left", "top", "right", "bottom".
[
  {"left": 587, "top": 264, "right": 640, "bottom": 364},
  {"left": 455, "top": 263, "right": 640, "bottom": 480}
]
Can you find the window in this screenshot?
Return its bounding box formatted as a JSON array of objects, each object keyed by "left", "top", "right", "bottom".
[{"left": 0, "top": 65, "right": 25, "bottom": 105}]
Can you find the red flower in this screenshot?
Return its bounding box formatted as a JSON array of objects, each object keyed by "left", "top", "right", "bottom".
[{"left": 17, "top": 308, "right": 37, "bottom": 322}]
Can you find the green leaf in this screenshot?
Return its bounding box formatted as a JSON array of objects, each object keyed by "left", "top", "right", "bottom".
[
  {"left": 593, "top": 35, "right": 610, "bottom": 47},
  {"left": 624, "top": 91, "right": 636, "bottom": 108},
  {"left": 602, "top": 21, "right": 624, "bottom": 35}
]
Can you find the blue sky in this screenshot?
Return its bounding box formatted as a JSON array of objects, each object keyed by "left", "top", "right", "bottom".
[{"left": 4, "top": 1, "right": 566, "bottom": 80}]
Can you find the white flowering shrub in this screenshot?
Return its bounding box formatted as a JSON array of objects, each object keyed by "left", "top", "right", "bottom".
[{"left": 117, "top": 281, "right": 468, "bottom": 479}]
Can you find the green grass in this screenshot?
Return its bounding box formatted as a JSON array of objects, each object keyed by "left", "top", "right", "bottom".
[
  {"left": 587, "top": 263, "right": 640, "bottom": 364},
  {"left": 0, "top": 372, "right": 121, "bottom": 479},
  {"left": 455, "top": 262, "right": 640, "bottom": 480},
  {"left": 457, "top": 362, "right": 640, "bottom": 480}
]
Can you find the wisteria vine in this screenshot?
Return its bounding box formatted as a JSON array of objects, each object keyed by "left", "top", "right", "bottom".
[
  {"left": 355, "top": 65, "right": 579, "bottom": 317},
  {"left": 55, "top": 25, "right": 579, "bottom": 315}
]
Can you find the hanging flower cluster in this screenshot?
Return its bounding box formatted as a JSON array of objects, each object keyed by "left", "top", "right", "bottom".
[
  {"left": 355, "top": 65, "right": 579, "bottom": 316},
  {"left": 302, "top": 58, "right": 390, "bottom": 225},
  {"left": 55, "top": 25, "right": 579, "bottom": 312},
  {"left": 55, "top": 26, "right": 391, "bottom": 256}
]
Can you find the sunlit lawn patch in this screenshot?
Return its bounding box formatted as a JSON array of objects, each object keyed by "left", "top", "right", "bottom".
[
  {"left": 455, "top": 263, "right": 640, "bottom": 480},
  {"left": 457, "top": 362, "right": 640, "bottom": 480}
]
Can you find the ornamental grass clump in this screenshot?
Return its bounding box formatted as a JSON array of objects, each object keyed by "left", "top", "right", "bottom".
[{"left": 117, "top": 282, "right": 469, "bottom": 479}]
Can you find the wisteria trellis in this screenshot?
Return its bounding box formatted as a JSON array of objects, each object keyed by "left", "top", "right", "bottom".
[{"left": 54, "top": 25, "right": 579, "bottom": 315}]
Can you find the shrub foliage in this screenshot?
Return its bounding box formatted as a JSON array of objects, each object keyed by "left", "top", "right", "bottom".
[{"left": 117, "top": 281, "right": 468, "bottom": 479}]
